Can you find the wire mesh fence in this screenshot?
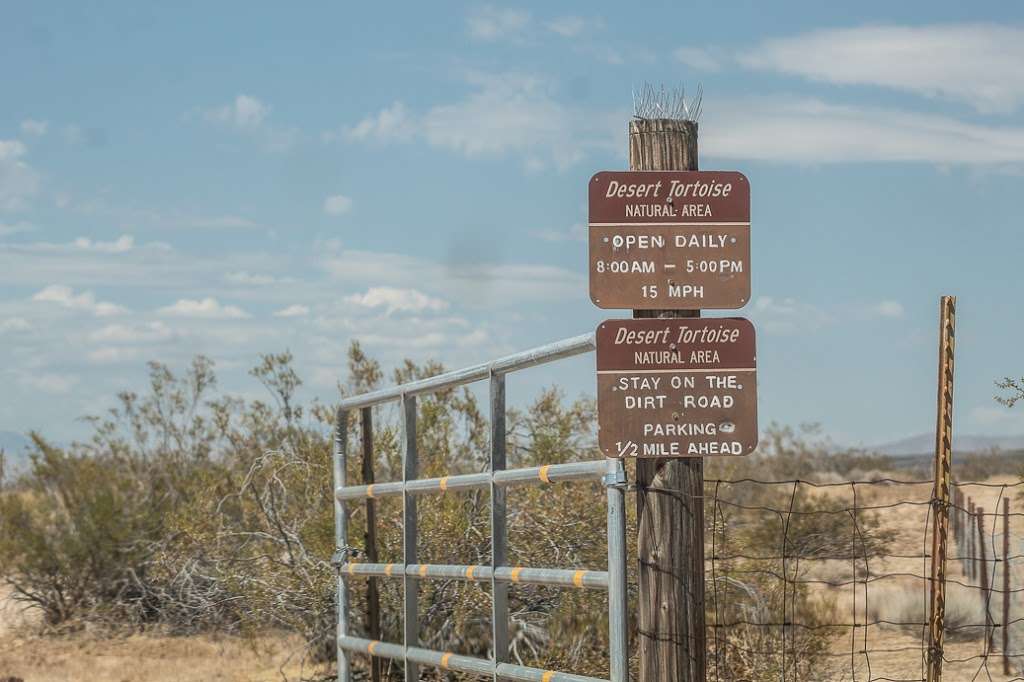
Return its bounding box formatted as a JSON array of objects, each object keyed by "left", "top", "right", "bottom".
[{"left": 704, "top": 476, "right": 1024, "bottom": 682}]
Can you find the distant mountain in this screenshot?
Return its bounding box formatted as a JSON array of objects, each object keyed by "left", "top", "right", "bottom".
[
  {"left": 0, "top": 430, "right": 33, "bottom": 476},
  {"left": 873, "top": 433, "right": 1024, "bottom": 457}
]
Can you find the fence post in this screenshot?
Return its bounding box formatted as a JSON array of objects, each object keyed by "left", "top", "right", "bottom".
[
  {"left": 631, "top": 113, "right": 706, "bottom": 682},
  {"left": 1004, "top": 498, "right": 1011, "bottom": 675},
  {"left": 606, "top": 457, "right": 628, "bottom": 682},
  {"left": 927, "top": 295, "right": 955, "bottom": 682},
  {"left": 953, "top": 488, "right": 960, "bottom": 548},
  {"left": 401, "top": 395, "right": 419, "bottom": 681},
  {"left": 361, "top": 407, "right": 382, "bottom": 682},
  {"left": 334, "top": 409, "right": 352, "bottom": 682},
  {"left": 489, "top": 373, "right": 509, "bottom": 678},
  {"left": 978, "top": 508, "right": 994, "bottom": 653},
  {"left": 969, "top": 499, "right": 977, "bottom": 582}
]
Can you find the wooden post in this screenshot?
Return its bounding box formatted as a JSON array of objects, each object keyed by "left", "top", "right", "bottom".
[
  {"left": 978, "top": 509, "right": 994, "bottom": 653},
  {"left": 927, "top": 295, "right": 955, "bottom": 682},
  {"left": 361, "top": 407, "right": 381, "bottom": 682},
  {"left": 631, "top": 117, "right": 706, "bottom": 682},
  {"left": 1004, "top": 498, "right": 1011, "bottom": 674}
]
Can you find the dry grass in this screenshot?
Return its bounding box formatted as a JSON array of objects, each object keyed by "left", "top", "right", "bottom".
[
  {"left": 4, "top": 475, "right": 1024, "bottom": 681},
  {"left": 0, "top": 586, "right": 326, "bottom": 682}
]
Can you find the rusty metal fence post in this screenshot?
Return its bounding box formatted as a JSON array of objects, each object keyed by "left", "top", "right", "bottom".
[
  {"left": 1004, "top": 498, "right": 1011, "bottom": 675},
  {"left": 927, "top": 295, "right": 956, "bottom": 682},
  {"left": 977, "top": 509, "right": 994, "bottom": 653}
]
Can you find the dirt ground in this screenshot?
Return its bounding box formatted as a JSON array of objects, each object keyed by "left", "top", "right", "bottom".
[
  {"left": 0, "top": 588, "right": 327, "bottom": 682},
  {"left": 809, "top": 475, "right": 1023, "bottom": 681},
  {"left": 1, "top": 475, "right": 1020, "bottom": 681}
]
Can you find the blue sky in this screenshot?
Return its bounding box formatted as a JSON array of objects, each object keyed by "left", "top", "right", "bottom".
[{"left": 2, "top": 2, "right": 1024, "bottom": 446}]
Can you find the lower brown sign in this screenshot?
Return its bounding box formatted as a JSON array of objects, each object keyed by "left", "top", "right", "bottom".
[{"left": 596, "top": 318, "right": 758, "bottom": 458}]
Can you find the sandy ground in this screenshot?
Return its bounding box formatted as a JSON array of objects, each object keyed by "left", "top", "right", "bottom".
[
  {"left": 0, "top": 587, "right": 327, "bottom": 682},
  {"left": 810, "top": 475, "right": 1023, "bottom": 681},
  {"left": 1, "top": 475, "right": 1020, "bottom": 681}
]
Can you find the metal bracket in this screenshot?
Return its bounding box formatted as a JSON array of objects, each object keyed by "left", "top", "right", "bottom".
[
  {"left": 331, "top": 545, "right": 360, "bottom": 570},
  {"left": 603, "top": 469, "right": 628, "bottom": 489}
]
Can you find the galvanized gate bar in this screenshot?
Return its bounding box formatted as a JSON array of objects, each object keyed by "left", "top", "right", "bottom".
[
  {"left": 336, "top": 333, "right": 595, "bottom": 411},
  {"left": 338, "top": 636, "right": 608, "bottom": 682},
  {"left": 335, "top": 460, "right": 607, "bottom": 501},
  {"left": 605, "top": 458, "right": 628, "bottom": 682},
  {"left": 490, "top": 373, "right": 510, "bottom": 679},
  {"left": 334, "top": 334, "right": 627, "bottom": 682},
  {"left": 340, "top": 562, "right": 610, "bottom": 589},
  {"left": 333, "top": 412, "right": 351, "bottom": 682},
  {"left": 401, "top": 395, "right": 418, "bottom": 681}
]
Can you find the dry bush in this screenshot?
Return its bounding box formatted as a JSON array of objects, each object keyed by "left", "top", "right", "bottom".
[{"left": 0, "top": 349, "right": 901, "bottom": 680}]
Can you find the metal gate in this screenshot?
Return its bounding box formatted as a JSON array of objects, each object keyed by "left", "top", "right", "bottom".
[{"left": 333, "top": 333, "right": 628, "bottom": 681}]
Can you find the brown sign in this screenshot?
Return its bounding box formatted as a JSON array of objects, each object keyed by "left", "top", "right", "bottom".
[
  {"left": 589, "top": 171, "right": 751, "bottom": 310},
  {"left": 596, "top": 318, "right": 758, "bottom": 458}
]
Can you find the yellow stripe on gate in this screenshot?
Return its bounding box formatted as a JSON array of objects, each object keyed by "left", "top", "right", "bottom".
[
  {"left": 419, "top": 564, "right": 428, "bottom": 578},
  {"left": 366, "top": 484, "right": 375, "bottom": 498},
  {"left": 441, "top": 652, "right": 453, "bottom": 669},
  {"left": 384, "top": 563, "right": 394, "bottom": 577},
  {"left": 572, "top": 570, "right": 586, "bottom": 588},
  {"left": 439, "top": 476, "right": 449, "bottom": 492},
  {"left": 347, "top": 563, "right": 357, "bottom": 576},
  {"left": 538, "top": 465, "right": 551, "bottom": 484},
  {"left": 542, "top": 671, "right": 556, "bottom": 682},
  {"left": 367, "top": 640, "right": 380, "bottom": 655},
  {"left": 465, "top": 565, "right": 477, "bottom": 580},
  {"left": 510, "top": 566, "right": 523, "bottom": 583}
]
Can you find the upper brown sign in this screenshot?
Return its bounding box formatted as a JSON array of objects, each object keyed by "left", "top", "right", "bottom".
[
  {"left": 596, "top": 318, "right": 758, "bottom": 458},
  {"left": 589, "top": 171, "right": 751, "bottom": 310}
]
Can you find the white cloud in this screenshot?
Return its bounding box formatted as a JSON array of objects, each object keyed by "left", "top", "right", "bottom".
[
  {"left": 968, "top": 405, "right": 1024, "bottom": 430},
  {"left": 673, "top": 47, "right": 722, "bottom": 71},
  {"left": 0, "top": 317, "right": 31, "bottom": 333},
  {"left": 195, "top": 95, "right": 297, "bottom": 151},
  {"left": 87, "top": 346, "right": 141, "bottom": 364},
  {"left": 0, "top": 221, "right": 34, "bottom": 236},
  {"left": 0, "top": 139, "right": 40, "bottom": 211},
  {"left": 71, "top": 235, "right": 134, "bottom": 253},
  {"left": 89, "top": 321, "right": 174, "bottom": 344},
  {"left": 323, "top": 194, "right": 353, "bottom": 216},
  {"left": 274, "top": 304, "right": 310, "bottom": 318},
  {"left": 189, "top": 215, "right": 260, "bottom": 229},
  {"left": 20, "top": 119, "right": 48, "bottom": 136},
  {"left": 702, "top": 96, "right": 1024, "bottom": 165},
  {"left": 323, "top": 248, "right": 585, "bottom": 307},
  {"left": 32, "top": 285, "right": 127, "bottom": 317},
  {"left": 740, "top": 24, "right": 1024, "bottom": 114},
  {"left": 546, "top": 16, "right": 587, "bottom": 38},
  {"left": 872, "top": 300, "right": 905, "bottom": 318},
  {"left": 345, "top": 287, "right": 448, "bottom": 315},
  {"left": 158, "top": 297, "right": 250, "bottom": 319},
  {"left": 204, "top": 94, "right": 269, "bottom": 129},
  {"left": 467, "top": 6, "right": 531, "bottom": 41},
  {"left": 344, "top": 73, "right": 617, "bottom": 170},
  {"left": 17, "top": 372, "right": 78, "bottom": 395},
  {"left": 751, "top": 296, "right": 831, "bottom": 335},
  {"left": 225, "top": 271, "right": 277, "bottom": 285},
  {"left": 535, "top": 222, "right": 587, "bottom": 242},
  {"left": 337, "top": 101, "right": 417, "bottom": 143}
]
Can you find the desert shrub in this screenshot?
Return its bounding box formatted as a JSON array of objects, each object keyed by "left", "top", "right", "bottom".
[
  {"left": 0, "top": 436, "right": 172, "bottom": 627},
  {"left": 0, "top": 346, "right": 908, "bottom": 680},
  {"left": 866, "top": 581, "right": 985, "bottom": 636}
]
